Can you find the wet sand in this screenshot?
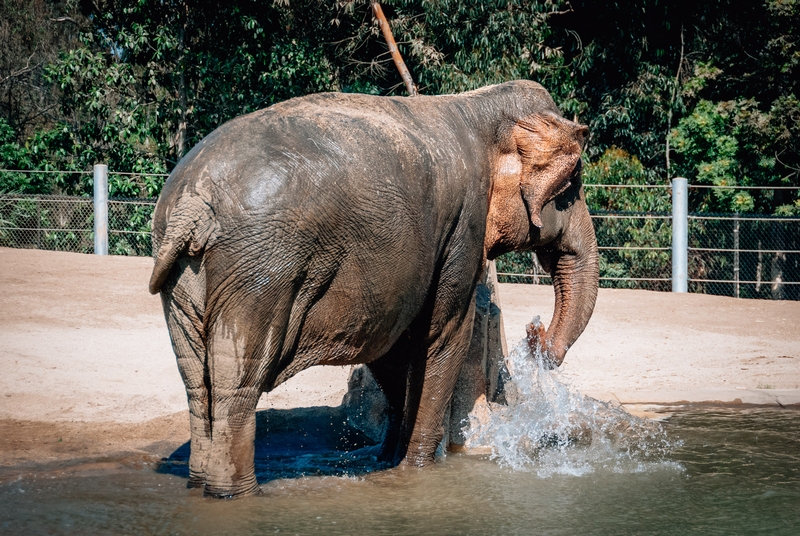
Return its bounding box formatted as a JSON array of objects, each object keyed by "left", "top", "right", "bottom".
[{"left": 1, "top": 247, "right": 799, "bottom": 471}]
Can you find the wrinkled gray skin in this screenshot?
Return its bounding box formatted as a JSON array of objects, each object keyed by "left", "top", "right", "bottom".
[{"left": 149, "top": 80, "right": 598, "bottom": 498}]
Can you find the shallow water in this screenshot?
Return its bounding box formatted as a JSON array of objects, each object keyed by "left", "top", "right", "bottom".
[
  {"left": 2, "top": 408, "right": 799, "bottom": 535},
  {"left": 2, "top": 333, "right": 799, "bottom": 535}
]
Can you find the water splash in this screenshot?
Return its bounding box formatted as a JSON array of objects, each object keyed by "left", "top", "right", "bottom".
[{"left": 464, "top": 317, "right": 677, "bottom": 477}]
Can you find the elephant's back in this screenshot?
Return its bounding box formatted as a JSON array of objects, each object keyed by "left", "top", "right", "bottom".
[
  {"left": 153, "top": 90, "right": 490, "bottom": 323},
  {"left": 164, "top": 93, "right": 481, "bottom": 250}
]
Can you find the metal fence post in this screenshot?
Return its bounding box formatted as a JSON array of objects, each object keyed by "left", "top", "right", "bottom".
[
  {"left": 733, "top": 215, "right": 740, "bottom": 298},
  {"left": 672, "top": 177, "right": 688, "bottom": 292},
  {"left": 36, "top": 196, "right": 41, "bottom": 249},
  {"left": 93, "top": 164, "right": 108, "bottom": 255}
]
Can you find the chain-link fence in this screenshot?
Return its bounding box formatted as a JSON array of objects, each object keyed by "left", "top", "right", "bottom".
[
  {"left": 2, "top": 173, "right": 799, "bottom": 300},
  {"left": 108, "top": 198, "right": 156, "bottom": 256},
  {"left": 495, "top": 212, "right": 674, "bottom": 291},
  {"left": 0, "top": 194, "right": 95, "bottom": 253},
  {"left": 0, "top": 193, "right": 156, "bottom": 255},
  {"left": 689, "top": 215, "right": 800, "bottom": 300},
  {"left": 495, "top": 211, "right": 800, "bottom": 300},
  {"left": 494, "top": 182, "right": 800, "bottom": 301}
]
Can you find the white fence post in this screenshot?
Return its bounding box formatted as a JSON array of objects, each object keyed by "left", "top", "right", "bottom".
[
  {"left": 93, "top": 164, "right": 108, "bottom": 255},
  {"left": 672, "top": 177, "right": 688, "bottom": 292},
  {"left": 733, "top": 215, "right": 740, "bottom": 298}
]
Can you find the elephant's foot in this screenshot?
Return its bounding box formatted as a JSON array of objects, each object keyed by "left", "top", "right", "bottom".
[
  {"left": 400, "top": 449, "right": 436, "bottom": 468},
  {"left": 186, "top": 474, "right": 206, "bottom": 489},
  {"left": 203, "top": 474, "right": 262, "bottom": 499}
]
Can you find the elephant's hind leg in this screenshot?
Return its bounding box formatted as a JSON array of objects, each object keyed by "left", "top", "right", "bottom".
[
  {"left": 202, "top": 294, "right": 297, "bottom": 499},
  {"left": 201, "top": 316, "right": 266, "bottom": 498},
  {"left": 161, "top": 256, "right": 211, "bottom": 489}
]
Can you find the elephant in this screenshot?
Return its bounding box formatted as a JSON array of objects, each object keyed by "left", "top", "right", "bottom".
[{"left": 149, "top": 80, "right": 599, "bottom": 498}]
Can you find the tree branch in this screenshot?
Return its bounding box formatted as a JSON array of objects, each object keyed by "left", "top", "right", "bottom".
[
  {"left": 371, "top": 1, "right": 418, "bottom": 96},
  {"left": 50, "top": 17, "right": 79, "bottom": 25},
  {"left": 0, "top": 55, "right": 42, "bottom": 86}
]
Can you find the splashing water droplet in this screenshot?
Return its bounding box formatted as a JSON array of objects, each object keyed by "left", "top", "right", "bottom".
[{"left": 463, "top": 317, "right": 677, "bottom": 476}]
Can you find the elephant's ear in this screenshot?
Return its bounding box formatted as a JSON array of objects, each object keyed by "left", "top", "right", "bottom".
[{"left": 513, "top": 112, "right": 588, "bottom": 228}]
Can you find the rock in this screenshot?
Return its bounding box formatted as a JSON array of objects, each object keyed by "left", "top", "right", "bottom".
[
  {"left": 341, "top": 365, "right": 388, "bottom": 445},
  {"left": 447, "top": 261, "right": 509, "bottom": 449}
]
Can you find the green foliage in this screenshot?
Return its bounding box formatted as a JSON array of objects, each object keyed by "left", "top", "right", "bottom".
[
  {"left": 108, "top": 201, "right": 154, "bottom": 255},
  {"left": 670, "top": 100, "right": 739, "bottom": 185},
  {"left": 581, "top": 147, "right": 671, "bottom": 289},
  {"left": 670, "top": 94, "right": 800, "bottom": 214},
  {"left": 2, "top": 0, "right": 580, "bottom": 197},
  {"left": 0, "top": 118, "right": 33, "bottom": 192},
  {"left": 583, "top": 147, "right": 670, "bottom": 212},
  {"left": 263, "top": 39, "right": 338, "bottom": 99},
  {"left": 376, "top": 0, "right": 572, "bottom": 97},
  {"left": 2, "top": 0, "right": 347, "bottom": 196},
  {"left": 669, "top": 100, "right": 755, "bottom": 213},
  {"left": 43, "top": 33, "right": 169, "bottom": 177},
  {"left": 0, "top": 0, "right": 797, "bottom": 215}
]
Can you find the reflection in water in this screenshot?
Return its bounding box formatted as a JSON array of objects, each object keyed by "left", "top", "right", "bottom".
[
  {"left": 157, "top": 406, "right": 391, "bottom": 484},
  {"left": 465, "top": 319, "right": 676, "bottom": 475}
]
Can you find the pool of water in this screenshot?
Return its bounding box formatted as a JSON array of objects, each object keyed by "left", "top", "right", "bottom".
[
  {"left": 1, "top": 407, "right": 799, "bottom": 535},
  {"left": 3, "top": 331, "right": 799, "bottom": 535}
]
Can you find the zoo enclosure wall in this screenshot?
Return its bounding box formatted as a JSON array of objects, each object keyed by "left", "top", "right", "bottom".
[{"left": 1, "top": 169, "right": 798, "bottom": 301}]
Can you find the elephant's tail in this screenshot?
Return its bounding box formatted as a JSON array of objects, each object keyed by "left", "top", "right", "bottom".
[{"left": 148, "top": 194, "right": 217, "bottom": 295}]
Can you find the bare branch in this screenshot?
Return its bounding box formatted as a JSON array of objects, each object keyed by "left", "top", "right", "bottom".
[
  {"left": 775, "top": 152, "right": 800, "bottom": 174},
  {"left": 0, "top": 56, "right": 43, "bottom": 86},
  {"left": 50, "top": 17, "right": 79, "bottom": 25},
  {"left": 371, "top": 1, "right": 418, "bottom": 96},
  {"left": 548, "top": 6, "right": 575, "bottom": 17}
]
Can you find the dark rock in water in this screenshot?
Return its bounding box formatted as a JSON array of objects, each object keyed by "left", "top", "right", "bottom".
[{"left": 342, "top": 365, "right": 389, "bottom": 445}]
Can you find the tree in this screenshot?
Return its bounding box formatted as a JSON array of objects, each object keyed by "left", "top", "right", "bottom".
[
  {"left": 0, "top": 0, "right": 85, "bottom": 140},
  {"left": 1, "top": 0, "right": 797, "bottom": 208}
]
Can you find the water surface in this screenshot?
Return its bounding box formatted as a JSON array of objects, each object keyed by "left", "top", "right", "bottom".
[
  {"left": 1, "top": 407, "right": 799, "bottom": 535},
  {"left": 3, "top": 332, "right": 798, "bottom": 535}
]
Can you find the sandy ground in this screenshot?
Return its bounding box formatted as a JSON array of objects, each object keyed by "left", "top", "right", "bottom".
[
  {"left": 499, "top": 282, "right": 800, "bottom": 405},
  {"left": 1, "top": 247, "right": 799, "bottom": 473}
]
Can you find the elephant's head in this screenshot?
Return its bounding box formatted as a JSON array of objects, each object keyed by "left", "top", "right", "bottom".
[{"left": 485, "top": 111, "right": 598, "bottom": 368}]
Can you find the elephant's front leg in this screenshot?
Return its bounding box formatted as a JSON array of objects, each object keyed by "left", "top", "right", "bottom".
[
  {"left": 367, "top": 349, "right": 412, "bottom": 464},
  {"left": 367, "top": 329, "right": 431, "bottom": 465},
  {"left": 403, "top": 300, "right": 476, "bottom": 467}
]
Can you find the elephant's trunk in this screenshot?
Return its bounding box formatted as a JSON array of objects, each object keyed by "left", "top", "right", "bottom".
[{"left": 534, "top": 200, "right": 598, "bottom": 367}]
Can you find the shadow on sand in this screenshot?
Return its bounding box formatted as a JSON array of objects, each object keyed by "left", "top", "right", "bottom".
[{"left": 156, "top": 406, "right": 389, "bottom": 484}]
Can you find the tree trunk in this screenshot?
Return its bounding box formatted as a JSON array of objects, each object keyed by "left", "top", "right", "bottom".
[
  {"left": 770, "top": 221, "right": 785, "bottom": 300},
  {"left": 175, "top": 1, "right": 188, "bottom": 158}
]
